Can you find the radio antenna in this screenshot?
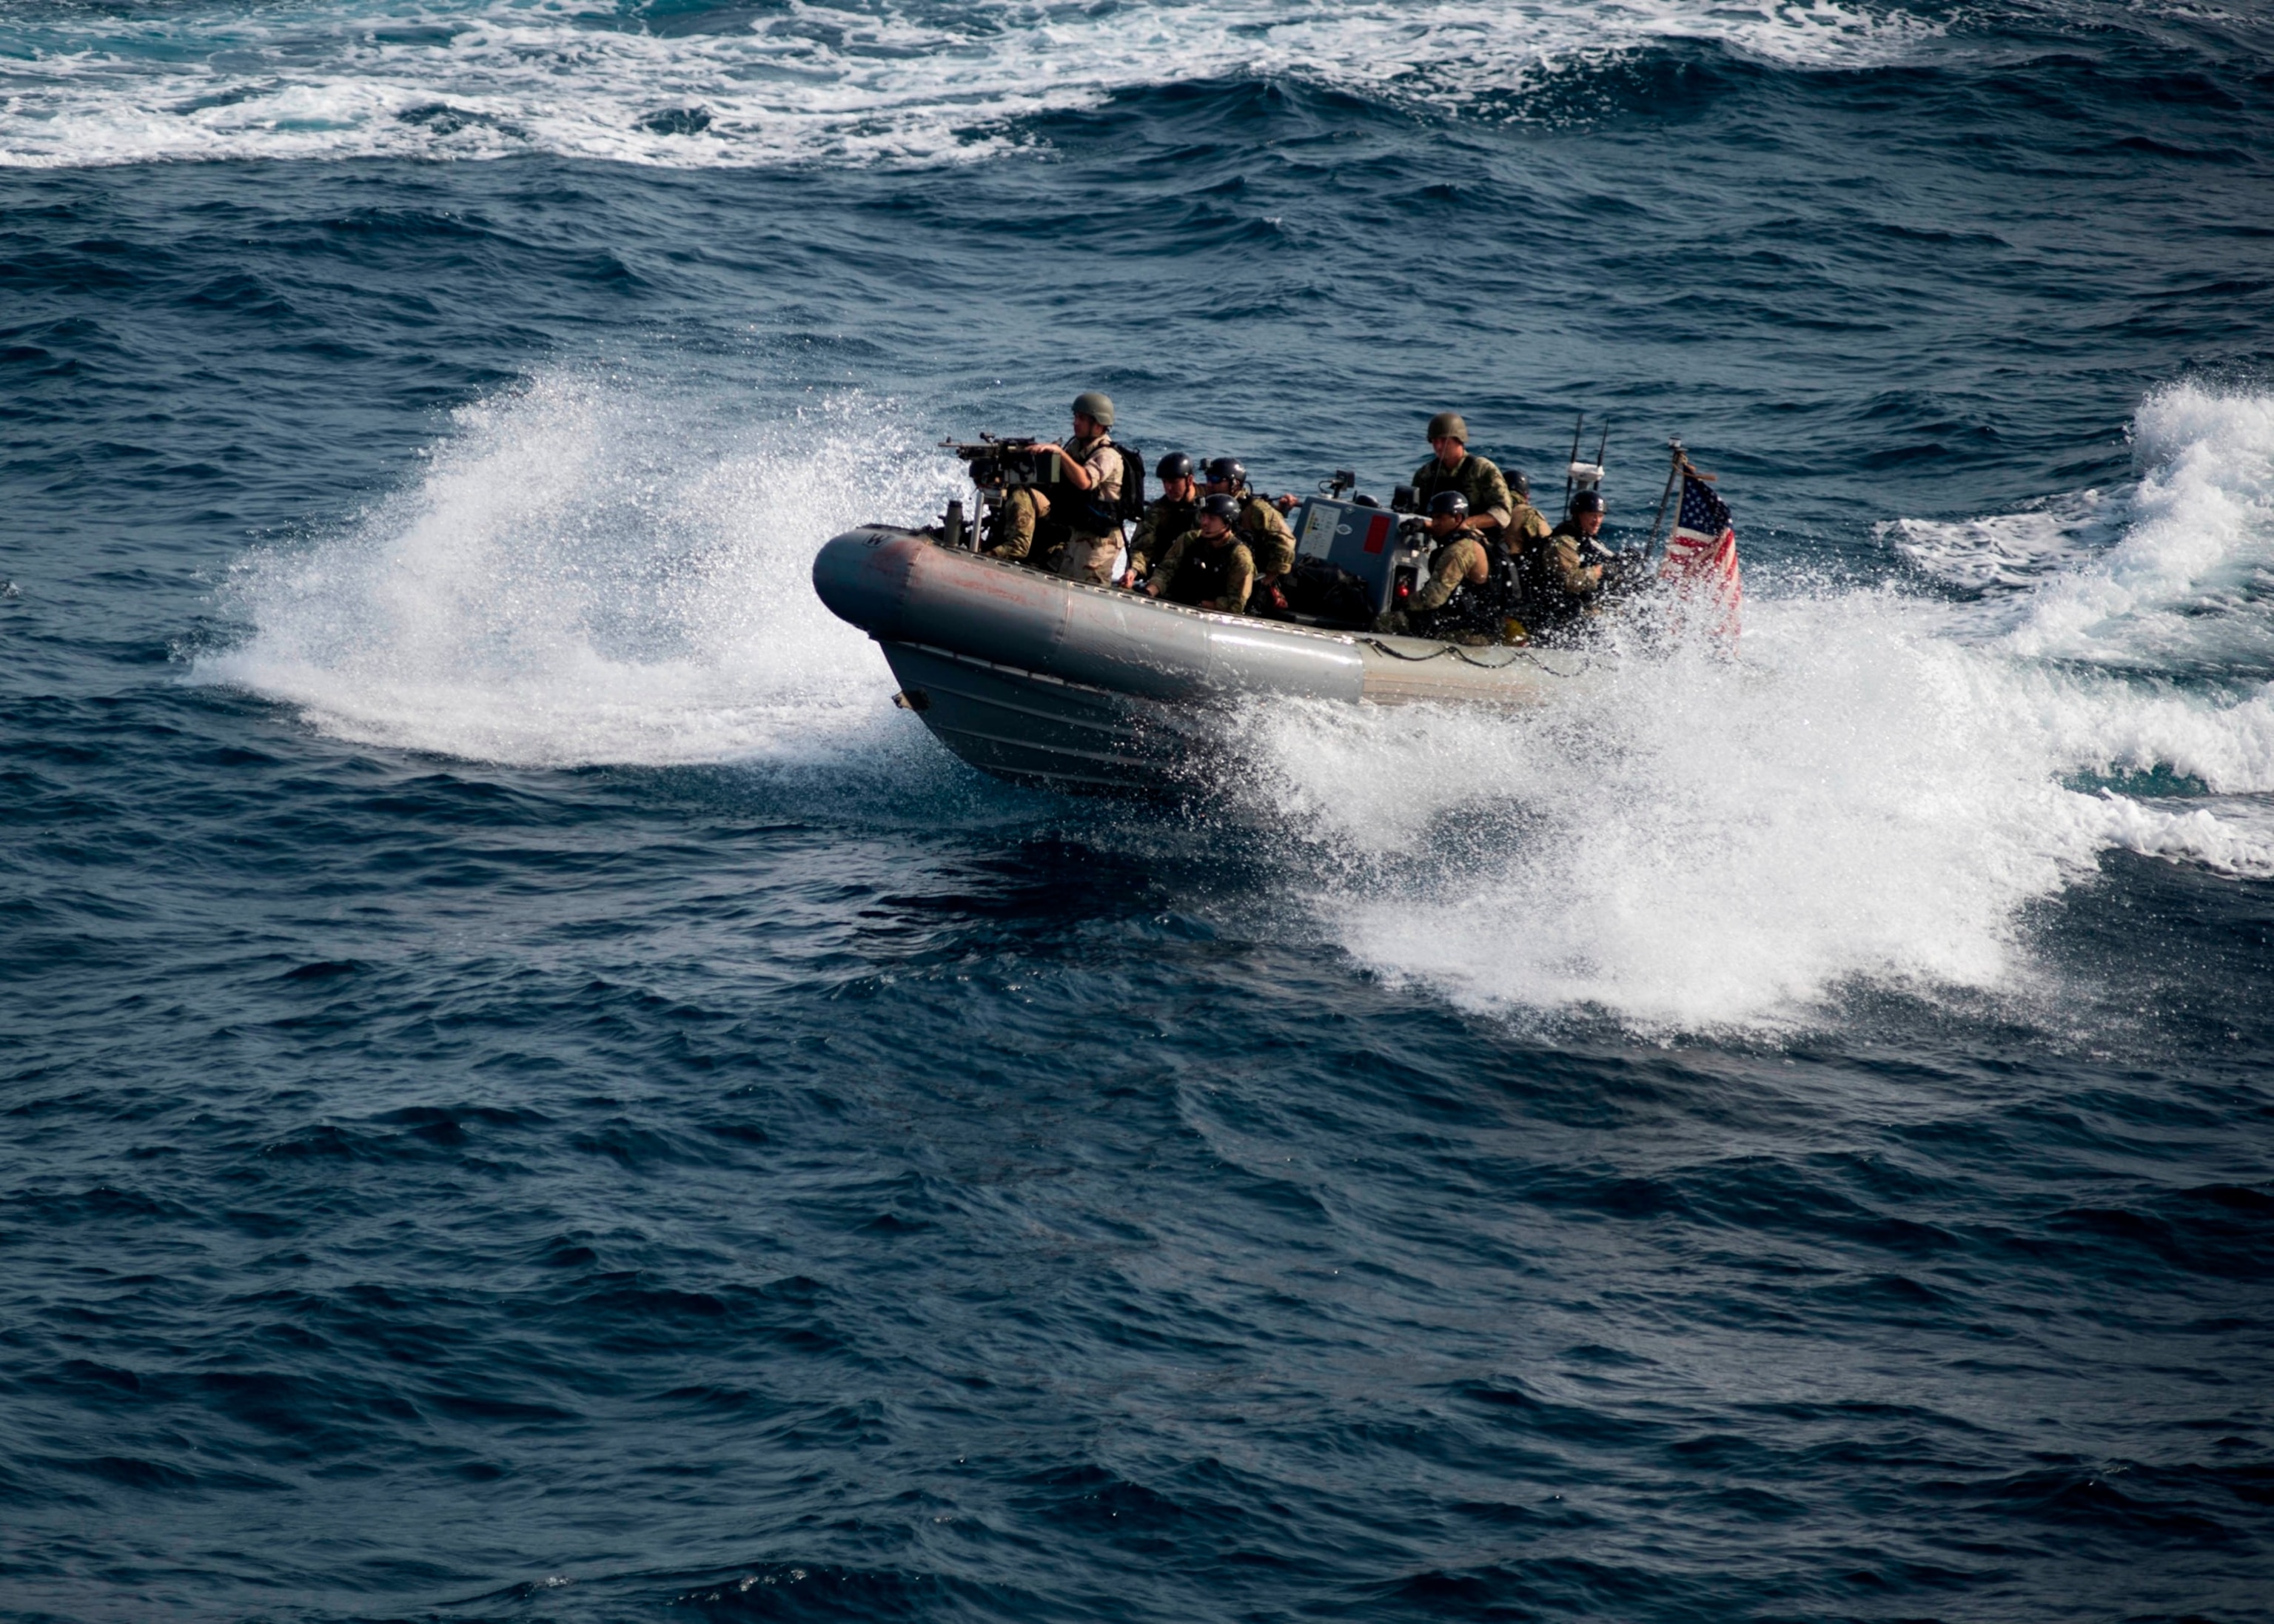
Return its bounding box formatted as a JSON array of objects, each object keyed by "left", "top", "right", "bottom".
[{"left": 1562, "top": 412, "right": 1585, "bottom": 514}]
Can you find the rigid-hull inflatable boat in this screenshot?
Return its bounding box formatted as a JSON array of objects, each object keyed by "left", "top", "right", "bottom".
[{"left": 811, "top": 525, "right": 1593, "bottom": 793}]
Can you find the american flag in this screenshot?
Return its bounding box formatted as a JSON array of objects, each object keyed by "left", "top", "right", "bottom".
[{"left": 1660, "top": 469, "right": 1743, "bottom": 640}]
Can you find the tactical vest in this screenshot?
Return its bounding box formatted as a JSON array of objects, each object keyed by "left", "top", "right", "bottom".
[
  {"left": 1144, "top": 495, "right": 1198, "bottom": 554},
  {"left": 1164, "top": 538, "right": 1237, "bottom": 606},
  {"left": 1415, "top": 541, "right": 1517, "bottom": 637},
  {"left": 1519, "top": 527, "right": 1592, "bottom": 631},
  {"left": 1061, "top": 435, "right": 1128, "bottom": 536},
  {"left": 1412, "top": 454, "right": 1491, "bottom": 512},
  {"left": 1482, "top": 540, "right": 1523, "bottom": 619}
]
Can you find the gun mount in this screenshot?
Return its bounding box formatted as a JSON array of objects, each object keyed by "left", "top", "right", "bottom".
[{"left": 944, "top": 435, "right": 1061, "bottom": 494}]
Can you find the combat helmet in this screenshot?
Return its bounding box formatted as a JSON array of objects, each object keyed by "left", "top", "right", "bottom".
[
  {"left": 1157, "top": 452, "right": 1194, "bottom": 482},
  {"left": 1072, "top": 391, "right": 1115, "bottom": 429},
  {"left": 1428, "top": 491, "right": 1469, "bottom": 520},
  {"left": 1203, "top": 456, "right": 1246, "bottom": 489},
  {"left": 1198, "top": 492, "right": 1241, "bottom": 525},
  {"left": 1426, "top": 412, "right": 1468, "bottom": 443}
]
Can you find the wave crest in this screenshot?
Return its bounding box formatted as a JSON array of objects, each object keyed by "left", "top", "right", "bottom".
[
  {"left": 1, "top": 0, "right": 1948, "bottom": 170},
  {"left": 194, "top": 370, "right": 956, "bottom": 769}
]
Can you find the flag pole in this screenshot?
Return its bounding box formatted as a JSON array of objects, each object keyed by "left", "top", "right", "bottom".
[{"left": 1645, "top": 438, "right": 1683, "bottom": 562}]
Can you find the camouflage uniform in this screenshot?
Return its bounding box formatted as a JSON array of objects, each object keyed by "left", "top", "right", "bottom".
[
  {"left": 1130, "top": 491, "right": 1199, "bottom": 579},
  {"left": 1237, "top": 493, "right": 1298, "bottom": 577},
  {"left": 1410, "top": 452, "right": 1515, "bottom": 533},
  {"left": 987, "top": 432, "right": 1124, "bottom": 568},
  {"left": 1522, "top": 519, "right": 1606, "bottom": 636},
  {"left": 1151, "top": 530, "right": 1256, "bottom": 613},
  {"left": 1506, "top": 497, "right": 1552, "bottom": 546},
  {"left": 1409, "top": 534, "right": 1490, "bottom": 614}
]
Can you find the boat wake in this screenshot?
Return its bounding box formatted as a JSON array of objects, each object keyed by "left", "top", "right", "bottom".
[
  {"left": 195, "top": 369, "right": 961, "bottom": 774},
  {"left": 199, "top": 373, "right": 2274, "bottom": 1030},
  {"left": 1239, "top": 382, "right": 2274, "bottom": 1030}
]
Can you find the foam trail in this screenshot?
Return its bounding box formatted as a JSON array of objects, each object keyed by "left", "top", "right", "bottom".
[
  {"left": 1999, "top": 383, "right": 2274, "bottom": 672},
  {"left": 1883, "top": 488, "right": 2116, "bottom": 594},
  {"left": 1245, "top": 385, "right": 2274, "bottom": 1032},
  {"left": 0, "top": 0, "right": 1946, "bottom": 170},
  {"left": 195, "top": 372, "right": 955, "bottom": 770}
]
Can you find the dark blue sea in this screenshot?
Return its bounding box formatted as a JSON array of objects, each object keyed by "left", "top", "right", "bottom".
[{"left": 6, "top": 3, "right": 2274, "bottom": 1619}]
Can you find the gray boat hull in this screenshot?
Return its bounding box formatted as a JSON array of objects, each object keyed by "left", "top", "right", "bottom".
[{"left": 811, "top": 528, "right": 1589, "bottom": 792}]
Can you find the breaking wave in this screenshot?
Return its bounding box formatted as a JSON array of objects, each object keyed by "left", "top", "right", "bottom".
[
  {"left": 1249, "top": 381, "right": 2274, "bottom": 1030},
  {"left": 1, "top": 0, "right": 1947, "bottom": 170},
  {"left": 198, "top": 374, "right": 2274, "bottom": 1032},
  {"left": 194, "top": 370, "right": 960, "bottom": 770}
]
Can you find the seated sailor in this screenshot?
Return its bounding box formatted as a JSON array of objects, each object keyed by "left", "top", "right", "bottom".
[
  {"left": 986, "top": 391, "right": 1124, "bottom": 582},
  {"left": 1201, "top": 456, "right": 1297, "bottom": 608},
  {"left": 1523, "top": 488, "right": 1609, "bottom": 638},
  {"left": 1401, "top": 491, "right": 1511, "bottom": 640},
  {"left": 1146, "top": 493, "right": 1255, "bottom": 613},
  {"left": 1412, "top": 412, "right": 1515, "bottom": 539},
  {"left": 1506, "top": 468, "right": 1553, "bottom": 547},
  {"left": 1125, "top": 452, "right": 1198, "bottom": 586}
]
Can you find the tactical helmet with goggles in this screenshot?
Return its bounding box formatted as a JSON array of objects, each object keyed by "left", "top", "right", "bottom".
[{"left": 1203, "top": 456, "right": 1246, "bottom": 489}]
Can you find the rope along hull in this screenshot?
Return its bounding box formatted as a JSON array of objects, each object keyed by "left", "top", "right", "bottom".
[{"left": 812, "top": 529, "right": 1592, "bottom": 792}]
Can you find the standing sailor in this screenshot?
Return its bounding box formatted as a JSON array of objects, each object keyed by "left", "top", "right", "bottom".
[
  {"left": 1412, "top": 412, "right": 1515, "bottom": 538},
  {"left": 1146, "top": 493, "right": 1256, "bottom": 613},
  {"left": 986, "top": 392, "right": 1124, "bottom": 582}
]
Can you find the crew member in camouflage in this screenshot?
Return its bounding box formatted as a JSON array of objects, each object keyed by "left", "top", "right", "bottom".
[
  {"left": 1201, "top": 457, "right": 1297, "bottom": 576},
  {"left": 1408, "top": 494, "right": 1491, "bottom": 617},
  {"left": 1199, "top": 456, "right": 1297, "bottom": 613},
  {"left": 1524, "top": 488, "right": 1609, "bottom": 639},
  {"left": 1372, "top": 493, "right": 1497, "bottom": 641},
  {"left": 987, "top": 392, "right": 1124, "bottom": 581},
  {"left": 1505, "top": 468, "right": 1553, "bottom": 546},
  {"left": 1411, "top": 412, "right": 1515, "bottom": 537},
  {"left": 1373, "top": 491, "right": 1500, "bottom": 641},
  {"left": 1147, "top": 494, "right": 1256, "bottom": 613},
  {"left": 1125, "top": 452, "right": 1199, "bottom": 585}
]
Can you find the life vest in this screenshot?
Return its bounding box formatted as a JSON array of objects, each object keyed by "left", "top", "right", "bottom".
[
  {"left": 1403, "top": 538, "right": 1507, "bottom": 638},
  {"left": 1164, "top": 537, "right": 1237, "bottom": 606},
  {"left": 1483, "top": 539, "right": 1522, "bottom": 612},
  {"left": 1139, "top": 494, "right": 1198, "bottom": 563},
  {"left": 1061, "top": 435, "right": 1132, "bottom": 536},
  {"left": 1412, "top": 453, "right": 1498, "bottom": 518},
  {"left": 1519, "top": 526, "right": 1599, "bottom": 633}
]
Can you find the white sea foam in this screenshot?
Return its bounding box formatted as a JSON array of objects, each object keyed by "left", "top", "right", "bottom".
[
  {"left": 195, "top": 372, "right": 959, "bottom": 769},
  {"left": 1883, "top": 488, "right": 2115, "bottom": 593},
  {"left": 1, "top": 0, "right": 1947, "bottom": 170},
  {"left": 1241, "top": 383, "right": 2274, "bottom": 1030},
  {"left": 199, "top": 375, "right": 2274, "bottom": 1031},
  {"left": 1997, "top": 383, "right": 2274, "bottom": 671}
]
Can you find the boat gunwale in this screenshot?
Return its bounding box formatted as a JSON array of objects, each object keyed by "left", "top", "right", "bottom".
[{"left": 853, "top": 525, "right": 1580, "bottom": 673}]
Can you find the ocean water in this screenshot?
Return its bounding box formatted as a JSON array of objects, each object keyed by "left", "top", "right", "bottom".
[{"left": 4, "top": 2, "right": 2273, "bottom": 1620}]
